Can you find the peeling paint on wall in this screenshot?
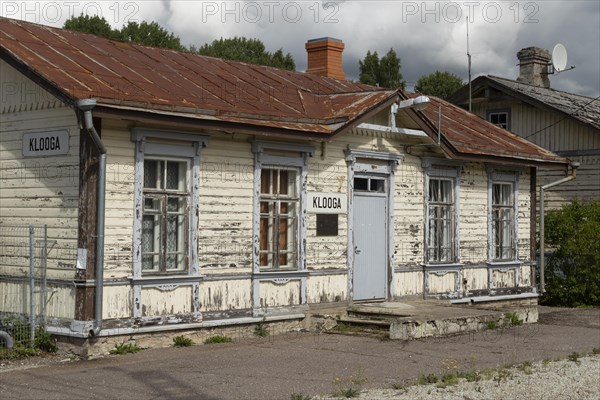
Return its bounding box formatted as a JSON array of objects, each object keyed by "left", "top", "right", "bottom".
[
  {"left": 200, "top": 279, "right": 252, "bottom": 312},
  {"left": 259, "top": 280, "right": 300, "bottom": 308}
]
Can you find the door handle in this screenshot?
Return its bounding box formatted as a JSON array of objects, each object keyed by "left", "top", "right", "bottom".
[{"left": 354, "top": 247, "right": 361, "bottom": 255}]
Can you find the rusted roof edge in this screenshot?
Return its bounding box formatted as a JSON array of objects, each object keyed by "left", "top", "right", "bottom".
[
  {"left": 328, "top": 91, "right": 399, "bottom": 140},
  {"left": 0, "top": 47, "right": 75, "bottom": 107},
  {"left": 92, "top": 105, "right": 336, "bottom": 142},
  {"left": 400, "top": 92, "right": 570, "bottom": 168}
]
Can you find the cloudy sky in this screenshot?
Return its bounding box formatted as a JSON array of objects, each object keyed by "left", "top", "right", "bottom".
[{"left": 3, "top": 1, "right": 599, "bottom": 97}]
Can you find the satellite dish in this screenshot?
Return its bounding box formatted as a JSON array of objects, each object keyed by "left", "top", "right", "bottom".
[{"left": 552, "top": 44, "right": 568, "bottom": 72}]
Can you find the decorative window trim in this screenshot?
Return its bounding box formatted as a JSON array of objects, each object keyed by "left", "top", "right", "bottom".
[
  {"left": 131, "top": 129, "right": 209, "bottom": 279},
  {"left": 487, "top": 168, "right": 520, "bottom": 263},
  {"left": 422, "top": 159, "right": 462, "bottom": 266},
  {"left": 251, "top": 141, "right": 313, "bottom": 314},
  {"left": 486, "top": 109, "right": 511, "bottom": 130},
  {"left": 130, "top": 129, "right": 208, "bottom": 319}
]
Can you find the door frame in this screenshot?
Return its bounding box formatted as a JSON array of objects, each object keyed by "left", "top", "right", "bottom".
[{"left": 345, "top": 149, "right": 403, "bottom": 303}]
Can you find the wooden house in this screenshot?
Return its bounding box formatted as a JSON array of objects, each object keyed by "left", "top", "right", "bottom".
[
  {"left": 449, "top": 47, "right": 600, "bottom": 210},
  {"left": 0, "top": 19, "right": 568, "bottom": 343}
]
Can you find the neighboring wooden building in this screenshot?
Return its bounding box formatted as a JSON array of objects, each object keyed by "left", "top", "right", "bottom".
[
  {"left": 0, "top": 19, "right": 568, "bottom": 341},
  {"left": 450, "top": 47, "right": 600, "bottom": 210}
]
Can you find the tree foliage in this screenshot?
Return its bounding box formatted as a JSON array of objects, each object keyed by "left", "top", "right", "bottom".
[
  {"left": 63, "top": 17, "right": 295, "bottom": 70},
  {"left": 359, "top": 49, "right": 405, "bottom": 89},
  {"left": 119, "top": 21, "right": 183, "bottom": 50},
  {"left": 196, "top": 37, "right": 295, "bottom": 71},
  {"left": 415, "top": 70, "right": 464, "bottom": 99},
  {"left": 542, "top": 200, "right": 600, "bottom": 307},
  {"left": 63, "top": 14, "right": 118, "bottom": 39},
  {"left": 64, "top": 15, "right": 182, "bottom": 50}
]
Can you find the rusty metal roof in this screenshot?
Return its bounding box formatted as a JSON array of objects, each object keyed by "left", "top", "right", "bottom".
[
  {"left": 0, "top": 17, "right": 394, "bottom": 135},
  {"left": 450, "top": 75, "right": 600, "bottom": 131},
  {"left": 0, "top": 18, "right": 569, "bottom": 167},
  {"left": 406, "top": 94, "right": 569, "bottom": 167}
]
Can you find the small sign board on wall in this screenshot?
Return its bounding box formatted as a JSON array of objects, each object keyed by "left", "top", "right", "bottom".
[
  {"left": 23, "top": 130, "right": 70, "bottom": 157},
  {"left": 307, "top": 192, "right": 347, "bottom": 214}
]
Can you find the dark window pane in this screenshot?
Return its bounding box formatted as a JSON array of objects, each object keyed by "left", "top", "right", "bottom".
[{"left": 354, "top": 178, "right": 368, "bottom": 191}]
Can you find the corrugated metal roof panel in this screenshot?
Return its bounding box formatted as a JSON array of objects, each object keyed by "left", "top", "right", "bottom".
[
  {"left": 411, "top": 94, "right": 568, "bottom": 165},
  {"left": 0, "top": 17, "right": 393, "bottom": 135}
]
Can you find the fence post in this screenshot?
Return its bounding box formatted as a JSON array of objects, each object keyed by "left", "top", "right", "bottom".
[
  {"left": 29, "top": 225, "right": 36, "bottom": 346},
  {"left": 41, "top": 225, "right": 48, "bottom": 325}
]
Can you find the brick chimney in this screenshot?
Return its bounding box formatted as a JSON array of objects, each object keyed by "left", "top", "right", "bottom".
[
  {"left": 305, "top": 37, "right": 345, "bottom": 80},
  {"left": 517, "top": 47, "right": 551, "bottom": 88}
]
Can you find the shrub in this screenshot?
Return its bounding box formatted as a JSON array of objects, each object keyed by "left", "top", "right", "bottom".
[
  {"left": 204, "top": 335, "right": 233, "bottom": 344},
  {"left": 542, "top": 200, "right": 600, "bottom": 307},
  {"left": 110, "top": 342, "right": 140, "bottom": 355},
  {"left": 34, "top": 325, "right": 57, "bottom": 353},
  {"left": 173, "top": 335, "right": 194, "bottom": 347}
]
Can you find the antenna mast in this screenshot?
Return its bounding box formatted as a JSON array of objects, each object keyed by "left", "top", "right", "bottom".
[{"left": 467, "top": 17, "right": 472, "bottom": 112}]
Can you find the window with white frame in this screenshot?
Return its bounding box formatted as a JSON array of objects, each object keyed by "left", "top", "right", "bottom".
[
  {"left": 259, "top": 167, "right": 299, "bottom": 269},
  {"left": 132, "top": 129, "right": 207, "bottom": 278},
  {"left": 142, "top": 159, "right": 189, "bottom": 273},
  {"left": 491, "top": 181, "right": 517, "bottom": 261},
  {"left": 426, "top": 178, "right": 455, "bottom": 263},
  {"left": 252, "top": 141, "right": 312, "bottom": 272},
  {"left": 487, "top": 110, "right": 510, "bottom": 130},
  {"left": 487, "top": 169, "right": 519, "bottom": 263}
]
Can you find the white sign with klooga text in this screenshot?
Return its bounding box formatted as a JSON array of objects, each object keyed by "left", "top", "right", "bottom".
[
  {"left": 23, "top": 130, "right": 69, "bottom": 157},
  {"left": 307, "top": 192, "right": 347, "bottom": 214}
]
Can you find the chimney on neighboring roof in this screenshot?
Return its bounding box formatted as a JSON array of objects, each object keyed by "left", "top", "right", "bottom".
[
  {"left": 305, "top": 37, "right": 346, "bottom": 80},
  {"left": 517, "top": 47, "right": 551, "bottom": 88}
]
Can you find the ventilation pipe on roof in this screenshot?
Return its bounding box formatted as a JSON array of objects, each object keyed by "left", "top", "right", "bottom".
[
  {"left": 77, "top": 98, "right": 106, "bottom": 337},
  {"left": 539, "top": 161, "right": 579, "bottom": 293}
]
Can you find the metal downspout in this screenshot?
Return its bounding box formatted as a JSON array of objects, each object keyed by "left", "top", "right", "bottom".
[
  {"left": 76, "top": 99, "right": 106, "bottom": 336},
  {"left": 539, "top": 162, "right": 579, "bottom": 293}
]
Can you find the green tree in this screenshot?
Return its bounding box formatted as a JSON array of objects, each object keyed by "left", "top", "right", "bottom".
[
  {"left": 119, "top": 21, "right": 183, "bottom": 50},
  {"left": 196, "top": 37, "right": 295, "bottom": 70},
  {"left": 64, "top": 16, "right": 183, "bottom": 50},
  {"left": 542, "top": 200, "right": 600, "bottom": 307},
  {"left": 415, "top": 71, "right": 464, "bottom": 99},
  {"left": 359, "top": 49, "right": 405, "bottom": 89},
  {"left": 63, "top": 14, "right": 118, "bottom": 39}
]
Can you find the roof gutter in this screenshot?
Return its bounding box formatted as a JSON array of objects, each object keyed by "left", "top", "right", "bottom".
[
  {"left": 76, "top": 99, "right": 106, "bottom": 337},
  {"left": 539, "top": 161, "right": 579, "bottom": 293}
]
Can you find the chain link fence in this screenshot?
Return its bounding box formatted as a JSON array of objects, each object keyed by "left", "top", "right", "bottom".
[{"left": 0, "top": 225, "right": 54, "bottom": 356}]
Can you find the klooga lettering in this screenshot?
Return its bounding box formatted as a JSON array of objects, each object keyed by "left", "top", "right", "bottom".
[
  {"left": 29, "top": 136, "right": 61, "bottom": 152},
  {"left": 313, "top": 196, "right": 342, "bottom": 209}
]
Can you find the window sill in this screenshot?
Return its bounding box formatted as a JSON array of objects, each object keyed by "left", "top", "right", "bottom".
[
  {"left": 254, "top": 270, "right": 309, "bottom": 279},
  {"left": 130, "top": 275, "right": 205, "bottom": 286},
  {"left": 486, "top": 261, "right": 522, "bottom": 268},
  {"left": 423, "top": 263, "right": 463, "bottom": 271}
]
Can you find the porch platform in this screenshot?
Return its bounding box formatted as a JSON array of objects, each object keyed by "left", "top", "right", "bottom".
[{"left": 308, "top": 297, "right": 538, "bottom": 341}]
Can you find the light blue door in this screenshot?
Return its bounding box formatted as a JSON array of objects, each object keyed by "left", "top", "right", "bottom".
[{"left": 353, "top": 178, "right": 388, "bottom": 300}]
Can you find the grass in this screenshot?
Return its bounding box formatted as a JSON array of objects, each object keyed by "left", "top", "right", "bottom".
[
  {"left": 568, "top": 352, "right": 580, "bottom": 363},
  {"left": 517, "top": 361, "right": 533, "bottom": 375},
  {"left": 110, "top": 342, "right": 140, "bottom": 355},
  {"left": 204, "top": 335, "right": 233, "bottom": 344},
  {"left": 417, "top": 373, "right": 438, "bottom": 385},
  {"left": 458, "top": 369, "right": 481, "bottom": 382},
  {"left": 289, "top": 394, "right": 312, "bottom": 400},
  {"left": 436, "top": 373, "right": 459, "bottom": 388},
  {"left": 332, "top": 367, "right": 368, "bottom": 398},
  {"left": 504, "top": 312, "right": 523, "bottom": 327},
  {"left": 592, "top": 348, "right": 600, "bottom": 355},
  {"left": 254, "top": 319, "right": 269, "bottom": 338},
  {"left": 173, "top": 335, "right": 194, "bottom": 347},
  {"left": 486, "top": 321, "right": 498, "bottom": 330}
]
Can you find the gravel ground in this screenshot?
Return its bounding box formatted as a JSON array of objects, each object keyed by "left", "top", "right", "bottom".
[{"left": 320, "top": 354, "right": 600, "bottom": 400}]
